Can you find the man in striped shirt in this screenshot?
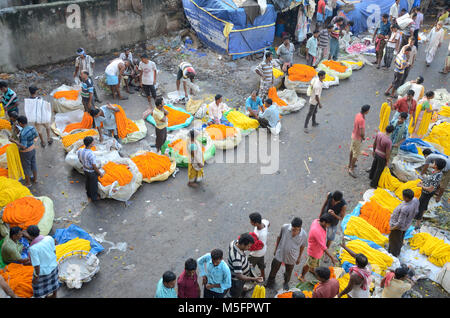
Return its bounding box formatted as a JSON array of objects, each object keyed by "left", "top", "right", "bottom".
[
  {"left": 329, "top": 18, "right": 344, "bottom": 60},
  {"left": 77, "top": 136, "right": 103, "bottom": 202},
  {"left": 385, "top": 47, "right": 411, "bottom": 97},
  {"left": 227, "top": 233, "right": 263, "bottom": 298},
  {"left": 318, "top": 25, "right": 332, "bottom": 62},
  {"left": 255, "top": 52, "right": 274, "bottom": 101},
  {"left": 0, "top": 81, "right": 19, "bottom": 116}
]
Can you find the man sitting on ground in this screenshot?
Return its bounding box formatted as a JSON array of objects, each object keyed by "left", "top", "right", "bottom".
[
  {"left": 258, "top": 99, "right": 280, "bottom": 130},
  {"left": 207, "top": 94, "right": 230, "bottom": 125},
  {"left": 245, "top": 90, "right": 264, "bottom": 118}
]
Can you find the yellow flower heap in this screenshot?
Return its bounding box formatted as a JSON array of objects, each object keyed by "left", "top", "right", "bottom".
[
  {"left": 344, "top": 216, "right": 389, "bottom": 246},
  {"left": 225, "top": 110, "right": 259, "bottom": 130},
  {"left": 340, "top": 240, "right": 393, "bottom": 275},
  {"left": 410, "top": 233, "right": 450, "bottom": 267},
  {"left": 378, "top": 167, "right": 422, "bottom": 199}
]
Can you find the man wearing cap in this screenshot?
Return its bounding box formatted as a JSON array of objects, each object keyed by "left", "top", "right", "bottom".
[
  {"left": 176, "top": 61, "right": 196, "bottom": 102},
  {"left": 74, "top": 48, "right": 101, "bottom": 103}
]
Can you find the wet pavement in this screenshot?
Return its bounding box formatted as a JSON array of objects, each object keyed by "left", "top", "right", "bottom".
[{"left": 7, "top": 30, "right": 449, "bottom": 297}]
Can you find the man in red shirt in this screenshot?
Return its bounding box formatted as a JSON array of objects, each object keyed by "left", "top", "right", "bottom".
[
  {"left": 389, "top": 90, "right": 417, "bottom": 125},
  {"left": 177, "top": 258, "right": 200, "bottom": 298},
  {"left": 317, "top": 0, "right": 326, "bottom": 27},
  {"left": 369, "top": 125, "right": 394, "bottom": 188},
  {"left": 312, "top": 266, "right": 340, "bottom": 298},
  {"left": 348, "top": 105, "right": 370, "bottom": 178}
]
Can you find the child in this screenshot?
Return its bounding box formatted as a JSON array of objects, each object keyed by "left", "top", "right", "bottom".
[
  {"left": 155, "top": 271, "right": 177, "bottom": 298},
  {"left": 0, "top": 81, "right": 19, "bottom": 116},
  {"left": 177, "top": 258, "right": 200, "bottom": 298},
  {"left": 187, "top": 129, "right": 204, "bottom": 188},
  {"left": 248, "top": 212, "right": 270, "bottom": 281},
  {"left": 415, "top": 158, "right": 446, "bottom": 229}
]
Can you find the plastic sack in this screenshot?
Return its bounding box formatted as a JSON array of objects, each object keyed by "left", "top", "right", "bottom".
[
  {"left": 161, "top": 130, "right": 216, "bottom": 168},
  {"left": 205, "top": 125, "right": 242, "bottom": 150},
  {"left": 130, "top": 150, "right": 176, "bottom": 183},
  {"left": 53, "top": 224, "right": 104, "bottom": 255},
  {"left": 396, "top": 13, "right": 414, "bottom": 30},
  {"left": 146, "top": 104, "right": 194, "bottom": 132},
  {"left": 24, "top": 98, "right": 52, "bottom": 124},
  {"left": 340, "top": 60, "right": 364, "bottom": 71},
  {"left": 65, "top": 137, "right": 122, "bottom": 174},
  {"left": 316, "top": 61, "right": 353, "bottom": 79},
  {"left": 396, "top": 82, "right": 412, "bottom": 97},
  {"left": 36, "top": 196, "right": 55, "bottom": 236},
  {"left": 275, "top": 89, "right": 306, "bottom": 115},
  {"left": 61, "top": 129, "right": 99, "bottom": 153},
  {"left": 322, "top": 74, "right": 340, "bottom": 89},
  {"left": 52, "top": 109, "right": 85, "bottom": 136},
  {"left": 120, "top": 119, "right": 147, "bottom": 144},
  {"left": 284, "top": 75, "right": 310, "bottom": 94},
  {"left": 268, "top": 121, "right": 282, "bottom": 135},
  {"left": 50, "top": 85, "right": 83, "bottom": 113},
  {"left": 391, "top": 155, "right": 423, "bottom": 182},
  {"left": 97, "top": 157, "right": 142, "bottom": 202}
]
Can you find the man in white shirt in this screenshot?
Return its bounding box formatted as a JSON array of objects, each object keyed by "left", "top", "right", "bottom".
[
  {"left": 138, "top": 54, "right": 158, "bottom": 109},
  {"left": 105, "top": 58, "right": 130, "bottom": 100},
  {"left": 74, "top": 48, "right": 101, "bottom": 103},
  {"left": 248, "top": 212, "right": 270, "bottom": 281},
  {"left": 389, "top": 0, "right": 400, "bottom": 22},
  {"left": 304, "top": 70, "right": 325, "bottom": 133},
  {"left": 207, "top": 94, "right": 229, "bottom": 125}
]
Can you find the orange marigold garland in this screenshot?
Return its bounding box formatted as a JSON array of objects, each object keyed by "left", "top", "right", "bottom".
[
  {"left": 0, "top": 263, "right": 34, "bottom": 298},
  {"left": 0, "top": 168, "right": 8, "bottom": 177},
  {"left": 205, "top": 124, "right": 237, "bottom": 140},
  {"left": 63, "top": 112, "right": 93, "bottom": 133},
  {"left": 323, "top": 60, "right": 348, "bottom": 73},
  {"left": 164, "top": 105, "right": 191, "bottom": 127},
  {"left": 268, "top": 87, "right": 287, "bottom": 106},
  {"left": 131, "top": 152, "right": 171, "bottom": 179},
  {"left": 61, "top": 129, "right": 98, "bottom": 148},
  {"left": 168, "top": 139, "right": 205, "bottom": 156},
  {"left": 359, "top": 201, "right": 392, "bottom": 234},
  {"left": 98, "top": 162, "right": 133, "bottom": 187},
  {"left": 0, "top": 144, "right": 10, "bottom": 156},
  {"left": 114, "top": 105, "right": 139, "bottom": 139},
  {"left": 2, "top": 197, "right": 45, "bottom": 229},
  {"left": 0, "top": 118, "right": 12, "bottom": 130},
  {"left": 53, "top": 90, "right": 79, "bottom": 100},
  {"left": 288, "top": 64, "right": 317, "bottom": 82}
]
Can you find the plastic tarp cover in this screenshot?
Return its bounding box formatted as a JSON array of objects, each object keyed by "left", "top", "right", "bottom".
[
  {"left": 341, "top": 0, "right": 419, "bottom": 35},
  {"left": 50, "top": 85, "right": 83, "bottom": 113},
  {"left": 182, "top": 0, "right": 276, "bottom": 58},
  {"left": 53, "top": 224, "right": 104, "bottom": 256},
  {"left": 400, "top": 138, "right": 447, "bottom": 158},
  {"left": 53, "top": 109, "right": 85, "bottom": 136},
  {"left": 146, "top": 104, "right": 194, "bottom": 132}
]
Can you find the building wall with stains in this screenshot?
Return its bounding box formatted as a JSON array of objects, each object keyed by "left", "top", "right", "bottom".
[{"left": 0, "top": 0, "right": 184, "bottom": 72}]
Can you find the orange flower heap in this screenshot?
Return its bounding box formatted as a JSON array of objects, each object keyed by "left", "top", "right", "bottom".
[
  {"left": 0, "top": 263, "right": 34, "bottom": 298},
  {"left": 131, "top": 152, "right": 171, "bottom": 179},
  {"left": 359, "top": 201, "right": 392, "bottom": 234},
  {"left": 323, "top": 60, "right": 348, "bottom": 73},
  {"left": 0, "top": 118, "right": 12, "bottom": 130},
  {"left": 288, "top": 64, "right": 317, "bottom": 82},
  {"left": 168, "top": 139, "right": 205, "bottom": 156},
  {"left": 63, "top": 112, "right": 93, "bottom": 133},
  {"left": 2, "top": 197, "right": 45, "bottom": 229},
  {"left": 0, "top": 144, "right": 10, "bottom": 156},
  {"left": 268, "top": 87, "right": 287, "bottom": 106},
  {"left": 53, "top": 90, "right": 79, "bottom": 100},
  {"left": 205, "top": 124, "right": 237, "bottom": 140},
  {"left": 61, "top": 129, "right": 98, "bottom": 148},
  {"left": 114, "top": 105, "right": 139, "bottom": 139},
  {"left": 98, "top": 162, "right": 133, "bottom": 187},
  {"left": 164, "top": 106, "right": 190, "bottom": 127}
]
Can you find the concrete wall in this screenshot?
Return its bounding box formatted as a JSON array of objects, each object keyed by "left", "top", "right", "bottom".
[{"left": 0, "top": 0, "right": 184, "bottom": 72}]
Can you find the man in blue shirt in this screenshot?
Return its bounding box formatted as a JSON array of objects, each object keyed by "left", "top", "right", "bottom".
[
  {"left": 197, "top": 249, "right": 232, "bottom": 298},
  {"left": 245, "top": 90, "right": 263, "bottom": 118},
  {"left": 155, "top": 271, "right": 177, "bottom": 298},
  {"left": 373, "top": 14, "right": 391, "bottom": 69},
  {"left": 390, "top": 112, "right": 409, "bottom": 157},
  {"left": 258, "top": 99, "right": 280, "bottom": 129},
  {"left": 10, "top": 115, "right": 38, "bottom": 186},
  {"left": 89, "top": 103, "right": 120, "bottom": 142},
  {"left": 80, "top": 71, "right": 94, "bottom": 112}
]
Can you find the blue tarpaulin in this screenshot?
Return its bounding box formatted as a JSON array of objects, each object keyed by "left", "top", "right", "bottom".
[
  {"left": 53, "top": 225, "right": 104, "bottom": 256},
  {"left": 339, "top": 0, "right": 421, "bottom": 35},
  {"left": 182, "top": 0, "right": 277, "bottom": 59}
]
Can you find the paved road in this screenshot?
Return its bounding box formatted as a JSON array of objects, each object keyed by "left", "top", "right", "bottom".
[{"left": 29, "top": 35, "right": 449, "bottom": 297}]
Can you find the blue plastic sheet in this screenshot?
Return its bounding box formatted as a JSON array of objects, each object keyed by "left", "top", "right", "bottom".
[
  {"left": 146, "top": 104, "right": 194, "bottom": 132},
  {"left": 53, "top": 225, "right": 104, "bottom": 255},
  {"left": 182, "top": 0, "right": 276, "bottom": 58},
  {"left": 339, "top": 0, "right": 420, "bottom": 35},
  {"left": 19, "top": 237, "right": 29, "bottom": 259},
  {"left": 400, "top": 138, "right": 448, "bottom": 157}
]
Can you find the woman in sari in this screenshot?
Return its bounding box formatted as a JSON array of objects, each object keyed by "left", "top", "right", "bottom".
[
  {"left": 187, "top": 129, "right": 204, "bottom": 188},
  {"left": 425, "top": 22, "right": 445, "bottom": 66},
  {"left": 410, "top": 91, "right": 437, "bottom": 138}
]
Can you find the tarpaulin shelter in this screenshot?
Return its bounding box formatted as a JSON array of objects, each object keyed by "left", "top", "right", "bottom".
[
  {"left": 182, "top": 0, "right": 277, "bottom": 59},
  {"left": 339, "top": 0, "right": 421, "bottom": 35}
]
